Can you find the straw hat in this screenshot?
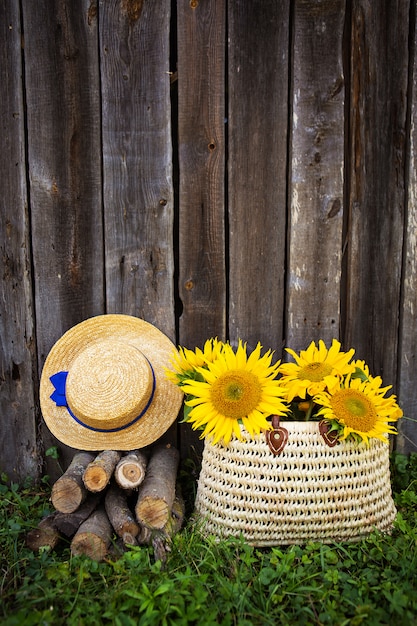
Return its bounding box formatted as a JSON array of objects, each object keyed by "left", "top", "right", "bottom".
[{"left": 40, "top": 314, "right": 183, "bottom": 451}]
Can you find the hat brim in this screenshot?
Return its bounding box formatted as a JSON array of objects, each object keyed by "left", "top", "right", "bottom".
[{"left": 40, "top": 314, "right": 183, "bottom": 451}]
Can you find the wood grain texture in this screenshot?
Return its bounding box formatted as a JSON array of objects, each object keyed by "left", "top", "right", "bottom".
[
  {"left": 22, "top": 0, "right": 104, "bottom": 474},
  {"left": 286, "top": 0, "right": 346, "bottom": 351},
  {"left": 0, "top": 0, "right": 39, "bottom": 482},
  {"left": 51, "top": 452, "right": 94, "bottom": 513},
  {"left": 397, "top": 4, "right": 417, "bottom": 454},
  {"left": 228, "top": 0, "right": 290, "bottom": 354},
  {"left": 100, "top": 0, "right": 176, "bottom": 339},
  {"left": 177, "top": 0, "right": 227, "bottom": 345},
  {"left": 135, "top": 444, "right": 179, "bottom": 529},
  {"left": 24, "top": 0, "right": 104, "bottom": 356},
  {"left": 344, "top": 0, "right": 409, "bottom": 385},
  {"left": 115, "top": 449, "right": 149, "bottom": 489},
  {"left": 83, "top": 450, "right": 122, "bottom": 493},
  {"left": 70, "top": 506, "right": 112, "bottom": 561},
  {"left": 1, "top": 2, "right": 417, "bottom": 472},
  {"left": 177, "top": 0, "right": 226, "bottom": 456}
]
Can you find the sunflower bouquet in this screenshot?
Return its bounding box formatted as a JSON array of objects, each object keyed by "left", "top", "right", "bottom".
[
  {"left": 166, "top": 338, "right": 288, "bottom": 445},
  {"left": 277, "top": 339, "right": 403, "bottom": 445},
  {"left": 167, "top": 337, "right": 403, "bottom": 447}
]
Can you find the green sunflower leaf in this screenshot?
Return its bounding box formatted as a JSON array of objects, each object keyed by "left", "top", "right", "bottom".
[{"left": 351, "top": 367, "right": 369, "bottom": 382}]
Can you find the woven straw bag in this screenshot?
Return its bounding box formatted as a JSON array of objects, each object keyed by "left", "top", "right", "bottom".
[{"left": 194, "top": 421, "right": 397, "bottom": 545}]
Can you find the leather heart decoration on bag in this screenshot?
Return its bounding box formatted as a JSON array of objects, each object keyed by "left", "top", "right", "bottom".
[{"left": 265, "top": 415, "right": 288, "bottom": 455}]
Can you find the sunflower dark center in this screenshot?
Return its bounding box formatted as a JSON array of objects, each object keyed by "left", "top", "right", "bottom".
[
  {"left": 330, "top": 388, "right": 377, "bottom": 431},
  {"left": 210, "top": 370, "right": 262, "bottom": 419},
  {"left": 298, "top": 361, "right": 333, "bottom": 382}
]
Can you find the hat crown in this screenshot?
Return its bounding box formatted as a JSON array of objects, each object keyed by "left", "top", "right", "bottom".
[
  {"left": 40, "top": 314, "right": 183, "bottom": 450},
  {"left": 65, "top": 339, "right": 154, "bottom": 431}
]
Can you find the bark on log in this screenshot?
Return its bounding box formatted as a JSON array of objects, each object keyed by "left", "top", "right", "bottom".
[
  {"left": 165, "top": 490, "right": 185, "bottom": 537},
  {"left": 26, "top": 513, "right": 59, "bottom": 551},
  {"left": 104, "top": 483, "right": 140, "bottom": 545},
  {"left": 51, "top": 452, "right": 95, "bottom": 513},
  {"left": 114, "top": 449, "right": 149, "bottom": 489},
  {"left": 83, "top": 450, "right": 122, "bottom": 493},
  {"left": 54, "top": 493, "right": 101, "bottom": 537},
  {"left": 152, "top": 535, "right": 169, "bottom": 563},
  {"left": 70, "top": 506, "right": 112, "bottom": 561},
  {"left": 151, "top": 490, "right": 186, "bottom": 563},
  {"left": 135, "top": 445, "right": 180, "bottom": 529}
]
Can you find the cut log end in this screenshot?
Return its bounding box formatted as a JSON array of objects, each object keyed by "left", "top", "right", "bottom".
[
  {"left": 122, "top": 532, "right": 138, "bottom": 546},
  {"left": 115, "top": 450, "right": 149, "bottom": 489},
  {"left": 82, "top": 468, "right": 109, "bottom": 492},
  {"left": 51, "top": 478, "right": 84, "bottom": 514},
  {"left": 136, "top": 496, "right": 170, "bottom": 530},
  {"left": 70, "top": 533, "right": 109, "bottom": 561},
  {"left": 116, "top": 462, "right": 144, "bottom": 488},
  {"left": 50, "top": 452, "right": 94, "bottom": 513},
  {"left": 70, "top": 507, "right": 112, "bottom": 561},
  {"left": 83, "top": 450, "right": 122, "bottom": 493}
]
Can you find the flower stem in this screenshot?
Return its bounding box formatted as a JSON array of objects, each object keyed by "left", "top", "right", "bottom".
[{"left": 305, "top": 401, "right": 315, "bottom": 421}]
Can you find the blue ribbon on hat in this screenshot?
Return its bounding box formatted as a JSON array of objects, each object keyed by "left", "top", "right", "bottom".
[
  {"left": 50, "top": 371, "right": 69, "bottom": 406},
  {"left": 49, "top": 364, "right": 156, "bottom": 433}
]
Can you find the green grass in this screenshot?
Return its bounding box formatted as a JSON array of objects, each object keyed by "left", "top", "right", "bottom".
[{"left": 2, "top": 454, "right": 417, "bottom": 625}]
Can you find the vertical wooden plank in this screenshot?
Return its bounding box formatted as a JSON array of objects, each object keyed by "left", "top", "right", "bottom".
[
  {"left": 100, "top": 0, "right": 176, "bottom": 340},
  {"left": 177, "top": 0, "right": 226, "bottom": 345},
  {"left": 0, "top": 0, "right": 40, "bottom": 482},
  {"left": 23, "top": 0, "right": 104, "bottom": 473},
  {"left": 228, "top": 1, "right": 290, "bottom": 354},
  {"left": 286, "top": 0, "right": 346, "bottom": 353},
  {"left": 177, "top": 0, "right": 226, "bottom": 456},
  {"left": 345, "top": 1, "right": 409, "bottom": 385},
  {"left": 397, "top": 5, "right": 417, "bottom": 454}
]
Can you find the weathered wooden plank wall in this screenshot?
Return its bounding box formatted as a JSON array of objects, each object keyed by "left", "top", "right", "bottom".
[
  {"left": 177, "top": 0, "right": 226, "bottom": 454},
  {"left": 0, "top": 0, "right": 39, "bottom": 480},
  {"left": 287, "top": 0, "right": 346, "bottom": 347},
  {"left": 228, "top": 0, "right": 289, "bottom": 352},
  {"left": 345, "top": 0, "right": 409, "bottom": 386},
  {"left": 100, "top": 0, "right": 176, "bottom": 332},
  {"left": 1, "top": 0, "right": 416, "bottom": 481},
  {"left": 398, "top": 1, "right": 417, "bottom": 452},
  {"left": 22, "top": 0, "right": 104, "bottom": 472},
  {"left": 100, "top": 0, "right": 177, "bottom": 450}
]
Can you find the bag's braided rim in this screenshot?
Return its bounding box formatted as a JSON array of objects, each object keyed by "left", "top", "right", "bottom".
[{"left": 194, "top": 421, "right": 396, "bottom": 545}]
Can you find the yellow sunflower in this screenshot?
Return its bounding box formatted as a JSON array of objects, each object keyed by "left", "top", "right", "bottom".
[
  {"left": 278, "top": 339, "right": 355, "bottom": 402},
  {"left": 165, "top": 337, "right": 224, "bottom": 385},
  {"left": 314, "top": 375, "right": 403, "bottom": 444},
  {"left": 181, "top": 340, "right": 288, "bottom": 445}
]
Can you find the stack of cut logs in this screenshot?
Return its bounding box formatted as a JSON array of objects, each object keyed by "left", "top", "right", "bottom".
[{"left": 26, "top": 444, "right": 184, "bottom": 562}]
